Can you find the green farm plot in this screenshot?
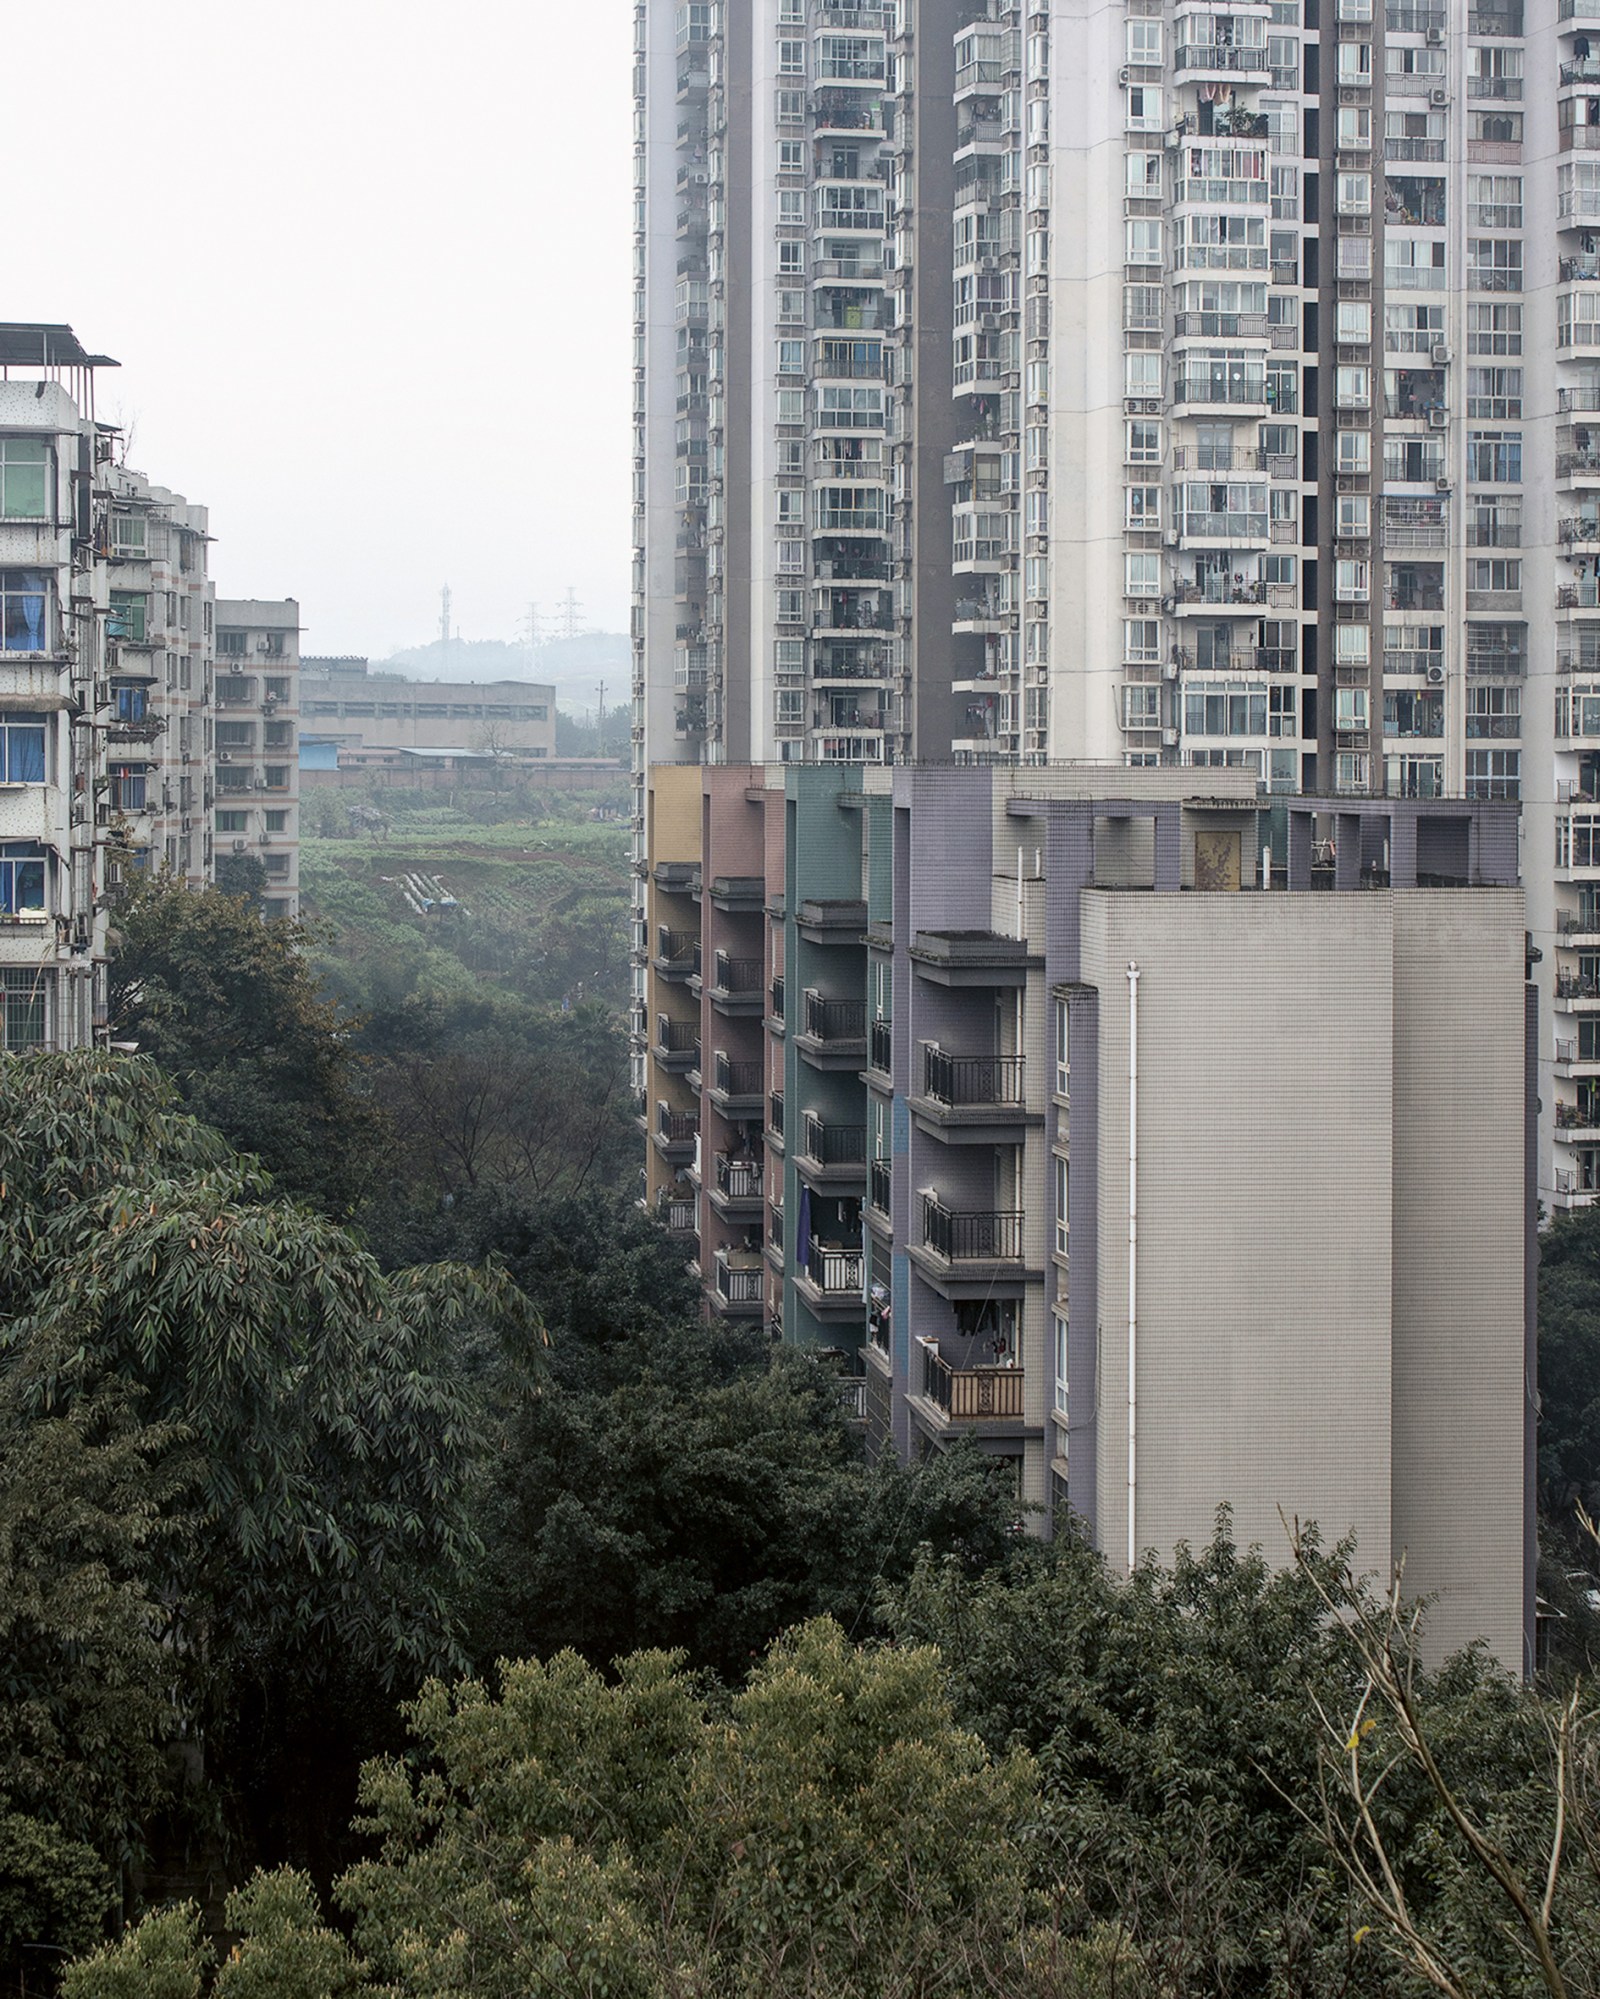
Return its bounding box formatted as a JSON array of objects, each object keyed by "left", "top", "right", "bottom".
[{"left": 298, "top": 810, "right": 632, "bottom": 1015}]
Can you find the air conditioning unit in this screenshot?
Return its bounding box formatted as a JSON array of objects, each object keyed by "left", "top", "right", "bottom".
[
  {"left": 1426, "top": 26, "right": 1443, "bottom": 45},
  {"left": 1435, "top": 475, "right": 1453, "bottom": 491},
  {"left": 1427, "top": 407, "right": 1449, "bottom": 428},
  {"left": 1161, "top": 727, "right": 1179, "bottom": 747},
  {"left": 1429, "top": 88, "right": 1449, "bottom": 107},
  {"left": 1431, "top": 343, "right": 1452, "bottom": 365},
  {"left": 1426, "top": 663, "right": 1445, "bottom": 685},
  {"left": 217, "top": 752, "right": 232, "bottom": 764},
  {"left": 1162, "top": 660, "right": 1180, "bottom": 681},
  {"left": 1161, "top": 595, "right": 1177, "bottom": 613},
  {"left": 1165, "top": 527, "right": 1180, "bottom": 545},
  {"left": 231, "top": 839, "right": 247, "bottom": 854},
  {"left": 1118, "top": 65, "right": 1131, "bottom": 85}
]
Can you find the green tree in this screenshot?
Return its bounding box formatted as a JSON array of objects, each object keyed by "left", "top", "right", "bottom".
[
  {"left": 107, "top": 874, "right": 380, "bottom": 1213},
  {"left": 68, "top": 1623, "right": 1044, "bottom": 1999},
  {"left": 1539, "top": 1204, "right": 1600, "bottom": 1519}
]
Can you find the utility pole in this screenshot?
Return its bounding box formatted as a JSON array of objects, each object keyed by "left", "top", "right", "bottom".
[{"left": 597, "top": 679, "right": 606, "bottom": 757}]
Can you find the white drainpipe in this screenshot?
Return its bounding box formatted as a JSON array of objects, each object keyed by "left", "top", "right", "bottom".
[{"left": 1127, "top": 960, "right": 1140, "bottom": 1574}]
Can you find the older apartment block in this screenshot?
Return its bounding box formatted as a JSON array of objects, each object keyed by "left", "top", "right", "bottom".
[
  {"left": 215, "top": 601, "right": 301, "bottom": 919},
  {"left": 0, "top": 322, "right": 303, "bottom": 1053},
  {"left": 640, "top": 761, "right": 1536, "bottom": 1669}
]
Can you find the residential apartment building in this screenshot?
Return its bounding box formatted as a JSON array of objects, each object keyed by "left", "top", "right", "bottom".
[
  {"left": 215, "top": 602, "right": 301, "bottom": 919},
  {"left": 638, "top": 760, "right": 1536, "bottom": 1670},
  {"left": 633, "top": 0, "right": 1600, "bottom": 1218}
]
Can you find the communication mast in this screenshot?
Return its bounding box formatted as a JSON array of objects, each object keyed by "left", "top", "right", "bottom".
[{"left": 439, "top": 585, "right": 452, "bottom": 650}]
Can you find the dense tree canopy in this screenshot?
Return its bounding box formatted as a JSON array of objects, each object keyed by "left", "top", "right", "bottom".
[{"left": 107, "top": 875, "right": 379, "bottom": 1213}]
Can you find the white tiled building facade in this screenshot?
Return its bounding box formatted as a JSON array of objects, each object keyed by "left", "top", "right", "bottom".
[{"left": 630, "top": 1, "right": 1600, "bottom": 1209}]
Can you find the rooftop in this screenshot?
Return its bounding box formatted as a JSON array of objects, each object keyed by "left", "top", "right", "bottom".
[{"left": 0, "top": 323, "right": 118, "bottom": 370}]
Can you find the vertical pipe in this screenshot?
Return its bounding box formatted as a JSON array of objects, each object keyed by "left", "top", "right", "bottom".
[
  {"left": 1016, "top": 844, "right": 1024, "bottom": 938},
  {"left": 1127, "top": 960, "right": 1140, "bottom": 1573}
]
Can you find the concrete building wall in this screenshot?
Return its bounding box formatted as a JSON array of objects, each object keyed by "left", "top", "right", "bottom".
[
  {"left": 1390, "top": 888, "right": 1530, "bottom": 1668},
  {"left": 215, "top": 600, "right": 301, "bottom": 919},
  {"left": 1080, "top": 889, "right": 1398, "bottom": 1583}
]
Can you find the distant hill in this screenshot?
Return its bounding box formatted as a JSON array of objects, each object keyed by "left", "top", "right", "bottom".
[{"left": 376, "top": 634, "right": 630, "bottom": 715}]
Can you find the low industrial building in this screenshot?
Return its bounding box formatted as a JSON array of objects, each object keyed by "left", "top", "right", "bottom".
[{"left": 299, "top": 657, "right": 556, "bottom": 761}]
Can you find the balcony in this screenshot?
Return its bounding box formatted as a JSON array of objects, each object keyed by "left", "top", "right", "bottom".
[
  {"left": 769, "top": 1090, "right": 785, "bottom": 1144},
  {"left": 916, "top": 1338, "right": 1027, "bottom": 1427},
  {"left": 1174, "top": 42, "right": 1270, "bottom": 78},
  {"left": 795, "top": 1241, "right": 867, "bottom": 1318},
  {"left": 797, "top": 988, "right": 868, "bottom": 1068},
  {"left": 869, "top": 1156, "right": 892, "bottom": 1221},
  {"left": 797, "top": 896, "right": 867, "bottom": 945},
  {"left": 1555, "top": 975, "right": 1600, "bottom": 1011},
  {"left": 1556, "top": 1036, "right": 1600, "bottom": 1076},
  {"left": 869, "top": 1015, "right": 892, "bottom": 1076},
  {"left": 657, "top": 1192, "right": 696, "bottom": 1236},
  {"left": 768, "top": 973, "right": 786, "bottom": 1035},
  {"left": 655, "top": 928, "right": 699, "bottom": 980},
  {"left": 710, "top": 952, "right": 765, "bottom": 1015},
  {"left": 1556, "top": 1101, "right": 1600, "bottom": 1142},
  {"left": 653, "top": 1014, "right": 699, "bottom": 1072},
  {"left": 710, "top": 874, "right": 764, "bottom": 913},
  {"left": 711, "top": 1152, "right": 763, "bottom": 1217},
  {"left": 653, "top": 858, "right": 699, "bottom": 895},
  {"left": 921, "top": 1198, "right": 1023, "bottom": 1264},
  {"left": 798, "top": 1113, "right": 867, "bottom": 1188},
  {"left": 713, "top": 1250, "right": 764, "bottom": 1318},
  {"left": 711, "top": 1052, "right": 764, "bottom": 1113},
  {"left": 654, "top": 1104, "right": 698, "bottom": 1162}
]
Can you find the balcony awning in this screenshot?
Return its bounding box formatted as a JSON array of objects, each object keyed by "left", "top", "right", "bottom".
[{"left": 0, "top": 324, "right": 118, "bottom": 369}]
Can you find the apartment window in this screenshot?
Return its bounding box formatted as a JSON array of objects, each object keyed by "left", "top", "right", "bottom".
[
  {"left": 263, "top": 766, "right": 290, "bottom": 791},
  {"left": 215, "top": 811, "right": 248, "bottom": 834},
  {"left": 777, "top": 338, "right": 804, "bottom": 375},
  {"left": 0, "top": 715, "right": 45, "bottom": 784},
  {"left": 1264, "top": 553, "right": 1296, "bottom": 586},
  {"left": 1337, "top": 107, "right": 1371, "bottom": 150},
  {"left": 1338, "top": 172, "right": 1372, "bottom": 216},
  {"left": 1126, "top": 152, "right": 1161, "bottom": 200},
  {"left": 1127, "top": 85, "right": 1163, "bottom": 132},
  {"left": 1466, "top": 684, "right": 1520, "bottom": 739},
  {"left": 1125, "top": 218, "right": 1162, "bottom": 267},
  {"left": 1124, "top": 619, "right": 1161, "bottom": 665},
  {"left": 1466, "top": 749, "right": 1520, "bottom": 799},
  {"left": 0, "top": 842, "right": 46, "bottom": 915},
  {"left": 777, "top": 38, "right": 804, "bottom": 74},
  {"left": 1125, "top": 553, "right": 1161, "bottom": 597},
  {"left": 0, "top": 439, "right": 48, "bottom": 520},
  {"left": 1335, "top": 366, "right": 1371, "bottom": 410},
  {"left": 1335, "top": 624, "right": 1371, "bottom": 667},
  {"left": 1468, "top": 240, "right": 1522, "bottom": 293},
  {"left": 1337, "top": 494, "right": 1370, "bottom": 538},
  {"left": 1337, "top": 431, "right": 1371, "bottom": 475},
  {"left": 1126, "top": 19, "right": 1161, "bottom": 62},
  {"left": 1559, "top": 293, "right": 1600, "bottom": 351},
  {"left": 1123, "top": 684, "right": 1160, "bottom": 730},
  {"left": 1467, "top": 368, "right": 1523, "bottom": 420},
  {"left": 777, "top": 190, "right": 804, "bottom": 226},
  {"left": 1336, "top": 559, "right": 1370, "bottom": 602},
  {"left": 0, "top": 968, "right": 48, "bottom": 1050},
  {"left": 1054, "top": 1154, "right": 1069, "bottom": 1257},
  {"left": 1125, "top": 486, "right": 1161, "bottom": 531},
  {"left": 1125, "top": 419, "right": 1161, "bottom": 464},
  {"left": 108, "top": 590, "right": 149, "bottom": 644},
  {"left": 1186, "top": 687, "right": 1269, "bottom": 737},
  {"left": 778, "top": 242, "right": 804, "bottom": 275},
  {"left": 1336, "top": 301, "right": 1371, "bottom": 345},
  {"left": 1465, "top": 558, "right": 1521, "bottom": 593},
  {"left": 774, "top": 689, "right": 804, "bottom": 727},
  {"left": 1469, "top": 303, "right": 1522, "bottom": 357},
  {"left": 1468, "top": 431, "right": 1522, "bottom": 483},
  {"left": 1053, "top": 1312, "right": 1070, "bottom": 1417},
  {"left": 1468, "top": 176, "right": 1522, "bottom": 231}
]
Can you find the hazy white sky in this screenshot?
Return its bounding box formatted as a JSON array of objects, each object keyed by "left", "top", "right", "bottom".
[{"left": 22, "top": 0, "right": 634, "bottom": 659}]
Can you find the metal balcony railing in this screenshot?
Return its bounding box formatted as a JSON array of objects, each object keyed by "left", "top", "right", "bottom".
[
  {"left": 870, "top": 1016, "right": 892, "bottom": 1071},
  {"left": 658, "top": 1195, "right": 696, "bottom": 1233},
  {"left": 657, "top": 1106, "right": 698, "bottom": 1143},
  {"left": 712, "top": 952, "right": 764, "bottom": 996},
  {"left": 801, "top": 1114, "right": 867, "bottom": 1166},
  {"left": 656, "top": 927, "right": 698, "bottom": 968},
  {"left": 716, "top": 1258, "right": 764, "bottom": 1305},
  {"left": 869, "top": 1157, "right": 892, "bottom": 1215},
  {"left": 714, "top": 1052, "right": 763, "bottom": 1097},
  {"left": 922, "top": 1198, "right": 1023, "bottom": 1261},
  {"left": 805, "top": 1243, "right": 865, "bottom": 1294},
  {"left": 922, "top": 1047, "right": 1025, "bottom": 1107},
  {"left": 715, "top": 1154, "right": 763, "bottom": 1200},
  {"left": 656, "top": 1015, "right": 697, "bottom": 1053},
  {"left": 804, "top": 990, "right": 868, "bottom": 1041},
  {"left": 770, "top": 1090, "right": 785, "bottom": 1137},
  {"left": 919, "top": 1338, "right": 1026, "bottom": 1419}
]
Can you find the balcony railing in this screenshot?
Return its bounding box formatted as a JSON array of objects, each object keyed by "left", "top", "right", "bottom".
[
  {"left": 716, "top": 1257, "right": 764, "bottom": 1306},
  {"left": 922, "top": 1046, "right": 1025, "bottom": 1107},
  {"left": 804, "top": 990, "right": 868, "bottom": 1041},
  {"left": 656, "top": 1015, "right": 697, "bottom": 1053},
  {"left": 805, "top": 1243, "right": 865, "bottom": 1294},
  {"left": 919, "top": 1338, "right": 1026, "bottom": 1420},
  {"left": 715, "top": 1154, "right": 763, "bottom": 1200},
  {"left": 712, "top": 952, "right": 764, "bottom": 996},
  {"left": 657, "top": 1106, "right": 698, "bottom": 1144},
  {"left": 658, "top": 1194, "right": 696, "bottom": 1233},
  {"left": 1174, "top": 43, "right": 1270, "bottom": 74},
  {"left": 870, "top": 1157, "right": 891, "bottom": 1215},
  {"left": 1557, "top": 1102, "right": 1600, "bottom": 1129},
  {"left": 801, "top": 1113, "right": 867, "bottom": 1166},
  {"left": 770, "top": 973, "right": 785, "bottom": 1018},
  {"left": 656, "top": 927, "right": 698, "bottom": 969},
  {"left": 714, "top": 1053, "right": 763, "bottom": 1097},
  {"left": 922, "top": 1197, "right": 1023, "bottom": 1261},
  {"left": 870, "top": 1016, "right": 892, "bottom": 1071}
]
